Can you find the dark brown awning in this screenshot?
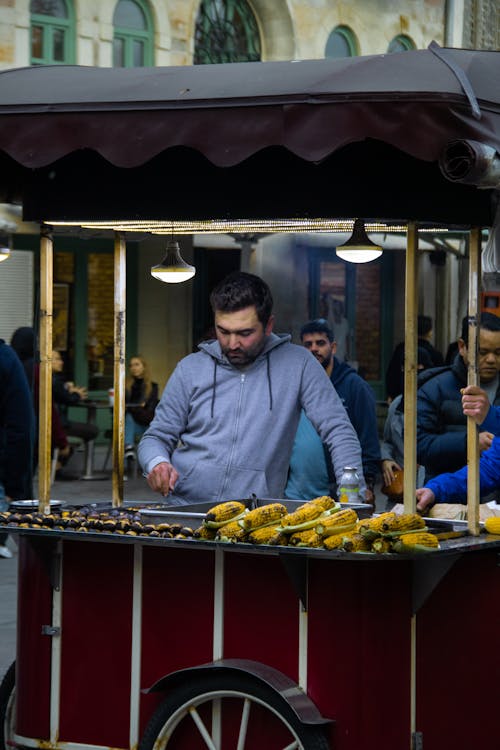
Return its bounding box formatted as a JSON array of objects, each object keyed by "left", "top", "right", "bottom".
[{"left": 0, "top": 44, "right": 499, "bottom": 225}]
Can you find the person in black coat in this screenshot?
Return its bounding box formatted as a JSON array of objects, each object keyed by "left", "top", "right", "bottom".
[
  {"left": 0, "top": 340, "right": 35, "bottom": 557},
  {"left": 385, "top": 314, "right": 444, "bottom": 402}
]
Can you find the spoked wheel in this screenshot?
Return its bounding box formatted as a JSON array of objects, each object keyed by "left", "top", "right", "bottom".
[
  {"left": 0, "top": 662, "right": 15, "bottom": 750},
  {"left": 139, "top": 672, "right": 331, "bottom": 750}
]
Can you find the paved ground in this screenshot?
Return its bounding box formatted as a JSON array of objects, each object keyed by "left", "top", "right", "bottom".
[{"left": 0, "top": 444, "right": 386, "bottom": 683}]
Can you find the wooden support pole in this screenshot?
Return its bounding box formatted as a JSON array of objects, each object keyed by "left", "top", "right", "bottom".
[
  {"left": 466, "top": 227, "right": 481, "bottom": 536},
  {"left": 403, "top": 221, "right": 418, "bottom": 512},
  {"left": 112, "top": 232, "right": 126, "bottom": 507},
  {"left": 38, "top": 224, "right": 53, "bottom": 513}
]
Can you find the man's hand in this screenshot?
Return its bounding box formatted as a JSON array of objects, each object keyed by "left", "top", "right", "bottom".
[
  {"left": 478, "top": 431, "right": 494, "bottom": 453},
  {"left": 146, "top": 461, "right": 179, "bottom": 496},
  {"left": 363, "top": 487, "right": 375, "bottom": 505},
  {"left": 416, "top": 487, "right": 435, "bottom": 513},
  {"left": 382, "top": 459, "right": 402, "bottom": 488},
  {"left": 461, "top": 385, "right": 490, "bottom": 425}
]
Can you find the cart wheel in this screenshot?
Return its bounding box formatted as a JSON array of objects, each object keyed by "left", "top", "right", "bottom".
[
  {"left": 139, "top": 672, "right": 330, "bottom": 750},
  {"left": 0, "top": 662, "right": 15, "bottom": 750}
]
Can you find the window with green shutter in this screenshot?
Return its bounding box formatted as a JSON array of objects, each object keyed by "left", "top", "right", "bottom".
[
  {"left": 325, "top": 26, "right": 358, "bottom": 58},
  {"left": 30, "top": 0, "right": 75, "bottom": 65},
  {"left": 113, "top": 0, "right": 154, "bottom": 67}
]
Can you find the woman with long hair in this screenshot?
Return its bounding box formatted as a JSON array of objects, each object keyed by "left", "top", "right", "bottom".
[{"left": 125, "top": 356, "right": 159, "bottom": 458}]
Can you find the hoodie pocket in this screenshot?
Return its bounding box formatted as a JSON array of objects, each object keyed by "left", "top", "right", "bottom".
[{"left": 173, "top": 461, "right": 225, "bottom": 502}]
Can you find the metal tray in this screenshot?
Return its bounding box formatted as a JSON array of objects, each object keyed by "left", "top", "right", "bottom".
[
  {"left": 138, "top": 508, "right": 206, "bottom": 526},
  {"left": 138, "top": 496, "right": 373, "bottom": 524},
  {"left": 10, "top": 499, "right": 66, "bottom": 512}
]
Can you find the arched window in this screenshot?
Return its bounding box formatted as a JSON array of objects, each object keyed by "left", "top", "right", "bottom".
[
  {"left": 325, "top": 26, "right": 358, "bottom": 58},
  {"left": 387, "top": 34, "right": 415, "bottom": 53},
  {"left": 113, "top": 0, "right": 154, "bottom": 67},
  {"left": 30, "top": 0, "right": 75, "bottom": 65},
  {"left": 194, "top": 0, "right": 261, "bottom": 65}
]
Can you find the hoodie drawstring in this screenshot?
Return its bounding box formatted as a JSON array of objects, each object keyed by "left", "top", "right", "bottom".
[
  {"left": 266, "top": 352, "right": 273, "bottom": 411},
  {"left": 211, "top": 359, "right": 217, "bottom": 418},
  {"left": 210, "top": 351, "right": 273, "bottom": 416}
]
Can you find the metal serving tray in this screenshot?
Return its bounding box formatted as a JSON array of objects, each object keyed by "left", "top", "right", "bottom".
[
  {"left": 10, "top": 499, "right": 66, "bottom": 512},
  {"left": 138, "top": 496, "right": 373, "bottom": 524}
]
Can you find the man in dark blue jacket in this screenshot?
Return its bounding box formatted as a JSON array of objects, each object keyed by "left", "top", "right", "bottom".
[
  {"left": 0, "top": 340, "right": 35, "bottom": 558},
  {"left": 285, "top": 319, "right": 380, "bottom": 503},
  {"left": 417, "top": 312, "right": 500, "bottom": 482}
]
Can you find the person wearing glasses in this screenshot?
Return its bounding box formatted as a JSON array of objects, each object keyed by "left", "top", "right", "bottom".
[{"left": 285, "top": 318, "right": 380, "bottom": 504}]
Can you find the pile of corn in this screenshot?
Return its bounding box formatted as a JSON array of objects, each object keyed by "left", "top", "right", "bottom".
[{"left": 197, "top": 500, "right": 441, "bottom": 554}]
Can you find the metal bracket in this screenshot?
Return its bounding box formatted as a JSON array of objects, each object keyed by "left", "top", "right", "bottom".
[
  {"left": 412, "top": 730, "right": 423, "bottom": 750},
  {"left": 41, "top": 625, "right": 61, "bottom": 636}
]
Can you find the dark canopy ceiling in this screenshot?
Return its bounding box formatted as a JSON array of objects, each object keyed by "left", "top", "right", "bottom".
[{"left": 0, "top": 44, "right": 499, "bottom": 226}]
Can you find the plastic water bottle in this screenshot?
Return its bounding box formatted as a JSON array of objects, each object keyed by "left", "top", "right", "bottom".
[{"left": 339, "top": 467, "right": 360, "bottom": 503}]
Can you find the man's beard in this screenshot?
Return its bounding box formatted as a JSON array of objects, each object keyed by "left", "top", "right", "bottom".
[
  {"left": 316, "top": 352, "right": 332, "bottom": 370},
  {"left": 222, "top": 340, "right": 266, "bottom": 367}
]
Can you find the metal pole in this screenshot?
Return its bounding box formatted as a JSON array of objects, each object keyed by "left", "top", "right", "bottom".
[
  {"left": 112, "top": 232, "right": 126, "bottom": 506},
  {"left": 466, "top": 227, "right": 481, "bottom": 535},
  {"left": 403, "top": 221, "right": 418, "bottom": 512},
  {"left": 38, "top": 224, "right": 53, "bottom": 513}
]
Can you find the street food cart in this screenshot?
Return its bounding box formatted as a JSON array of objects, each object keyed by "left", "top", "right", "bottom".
[{"left": 0, "top": 44, "right": 500, "bottom": 750}]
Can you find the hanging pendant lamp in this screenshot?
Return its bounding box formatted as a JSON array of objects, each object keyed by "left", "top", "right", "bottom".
[
  {"left": 150, "top": 239, "right": 196, "bottom": 283},
  {"left": 335, "top": 219, "right": 383, "bottom": 263}
]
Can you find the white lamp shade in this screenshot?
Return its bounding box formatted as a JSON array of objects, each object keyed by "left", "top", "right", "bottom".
[
  {"left": 151, "top": 240, "right": 195, "bottom": 283},
  {"left": 335, "top": 219, "right": 383, "bottom": 263}
]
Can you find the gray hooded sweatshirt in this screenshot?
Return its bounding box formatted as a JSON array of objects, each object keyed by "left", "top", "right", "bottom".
[{"left": 138, "top": 333, "right": 364, "bottom": 504}]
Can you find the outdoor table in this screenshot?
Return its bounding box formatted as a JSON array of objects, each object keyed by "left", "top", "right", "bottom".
[{"left": 72, "top": 400, "right": 110, "bottom": 480}]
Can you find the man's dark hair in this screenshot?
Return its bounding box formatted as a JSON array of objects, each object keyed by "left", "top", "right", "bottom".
[
  {"left": 210, "top": 271, "right": 273, "bottom": 326},
  {"left": 300, "top": 319, "right": 334, "bottom": 342},
  {"left": 418, "top": 315, "right": 433, "bottom": 337},
  {"left": 461, "top": 312, "right": 500, "bottom": 344}
]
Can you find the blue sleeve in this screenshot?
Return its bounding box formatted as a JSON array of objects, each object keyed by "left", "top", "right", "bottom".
[
  {"left": 426, "top": 436, "right": 500, "bottom": 503},
  {"left": 479, "top": 404, "right": 500, "bottom": 436}
]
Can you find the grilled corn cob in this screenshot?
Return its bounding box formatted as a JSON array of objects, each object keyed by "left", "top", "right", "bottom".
[
  {"left": 391, "top": 532, "right": 440, "bottom": 553},
  {"left": 248, "top": 525, "right": 288, "bottom": 546},
  {"left": 215, "top": 519, "right": 248, "bottom": 543},
  {"left": 380, "top": 512, "right": 426, "bottom": 534},
  {"left": 193, "top": 525, "right": 217, "bottom": 540},
  {"left": 204, "top": 501, "right": 247, "bottom": 529},
  {"left": 342, "top": 532, "right": 372, "bottom": 553},
  {"left": 289, "top": 529, "right": 323, "bottom": 548},
  {"left": 371, "top": 536, "right": 392, "bottom": 554},
  {"left": 358, "top": 512, "right": 397, "bottom": 539},
  {"left": 322, "top": 532, "right": 346, "bottom": 550},
  {"left": 280, "top": 500, "right": 334, "bottom": 531},
  {"left": 315, "top": 508, "right": 358, "bottom": 536},
  {"left": 484, "top": 517, "right": 500, "bottom": 535},
  {"left": 309, "top": 496, "right": 336, "bottom": 511},
  {"left": 239, "top": 502, "right": 287, "bottom": 530}
]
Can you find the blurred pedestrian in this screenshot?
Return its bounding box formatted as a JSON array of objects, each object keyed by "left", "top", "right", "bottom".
[{"left": 0, "top": 339, "right": 34, "bottom": 558}]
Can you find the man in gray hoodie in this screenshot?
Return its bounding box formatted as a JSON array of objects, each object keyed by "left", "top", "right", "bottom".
[{"left": 138, "top": 271, "right": 365, "bottom": 505}]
